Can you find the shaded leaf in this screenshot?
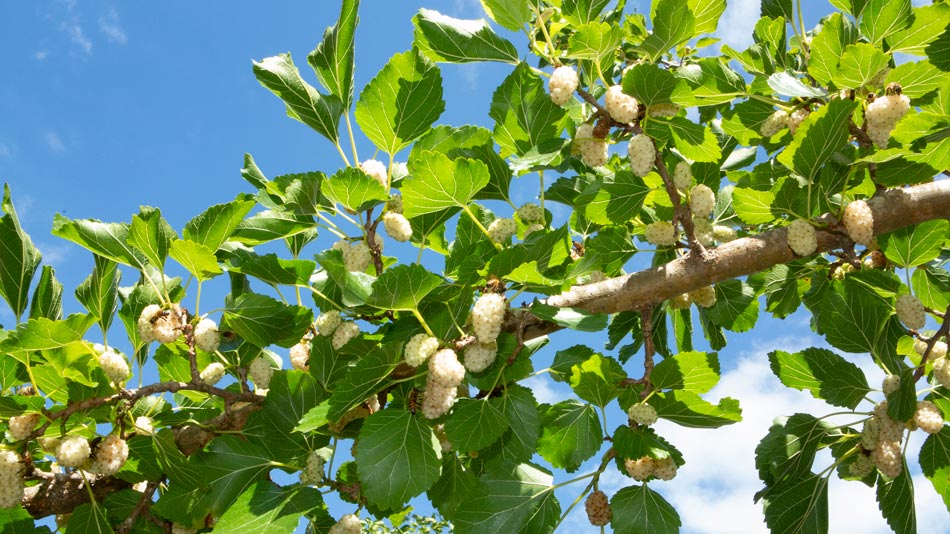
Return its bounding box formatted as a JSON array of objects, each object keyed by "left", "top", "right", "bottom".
[{"left": 413, "top": 9, "right": 519, "bottom": 64}]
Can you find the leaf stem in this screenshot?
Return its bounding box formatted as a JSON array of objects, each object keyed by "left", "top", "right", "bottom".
[
  {"left": 334, "top": 141, "right": 352, "bottom": 168},
  {"left": 462, "top": 205, "right": 502, "bottom": 251},
  {"left": 411, "top": 308, "right": 436, "bottom": 338},
  {"left": 551, "top": 470, "right": 596, "bottom": 490},
  {"left": 345, "top": 112, "right": 360, "bottom": 165}
]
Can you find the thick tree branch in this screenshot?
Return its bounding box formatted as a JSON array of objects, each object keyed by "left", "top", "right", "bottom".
[{"left": 23, "top": 472, "right": 131, "bottom": 519}]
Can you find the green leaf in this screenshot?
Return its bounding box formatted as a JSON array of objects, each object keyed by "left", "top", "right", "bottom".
[
  {"left": 75, "top": 255, "right": 120, "bottom": 333},
  {"left": 367, "top": 264, "right": 443, "bottom": 311},
  {"left": 688, "top": 0, "right": 726, "bottom": 34},
  {"left": 761, "top": 0, "right": 793, "bottom": 20},
  {"left": 327, "top": 347, "right": 399, "bottom": 421},
  {"left": 429, "top": 456, "right": 480, "bottom": 520},
  {"left": 536, "top": 400, "right": 602, "bottom": 471},
  {"left": 2, "top": 315, "right": 95, "bottom": 363},
  {"left": 912, "top": 268, "right": 950, "bottom": 311},
  {"left": 860, "top": 0, "right": 912, "bottom": 45},
  {"left": 641, "top": 0, "right": 695, "bottom": 63},
  {"left": 402, "top": 151, "right": 490, "bottom": 218},
  {"left": 562, "top": 0, "right": 610, "bottom": 25},
  {"left": 879, "top": 220, "right": 950, "bottom": 268},
  {"left": 479, "top": 0, "right": 530, "bottom": 31},
  {"left": 777, "top": 98, "right": 856, "bottom": 183},
  {"left": 887, "top": 60, "right": 949, "bottom": 100},
  {"left": 355, "top": 49, "right": 444, "bottom": 155},
  {"left": 169, "top": 240, "right": 222, "bottom": 281},
  {"left": 231, "top": 210, "right": 314, "bottom": 246},
  {"left": 316, "top": 249, "right": 375, "bottom": 307},
  {"left": 51, "top": 214, "right": 145, "bottom": 268},
  {"left": 307, "top": 0, "right": 359, "bottom": 108},
  {"left": 651, "top": 390, "right": 742, "bottom": 428},
  {"left": 485, "top": 385, "right": 540, "bottom": 465},
  {"left": 919, "top": 427, "right": 950, "bottom": 510},
  {"left": 816, "top": 279, "right": 890, "bottom": 354},
  {"left": 651, "top": 351, "right": 720, "bottom": 393},
  {"left": 413, "top": 9, "right": 519, "bottom": 64},
  {"left": 29, "top": 265, "right": 62, "bottom": 321},
  {"left": 128, "top": 206, "right": 176, "bottom": 269},
  {"left": 876, "top": 464, "right": 916, "bottom": 534},
  {"left": 411, "top": 125, "right": 511, "bottom": 202},
  {"left": 567, "top": 22, "right": 623, "bottom": 73},
  {"left": 454, "top": 462, "right": 559, "bottom": 534},
  {"left": 568, "top": 352, "right": 625, "bottom": 407},
  {"left": 832, "top": 43, "right": 888, "bottom": 89},
  {"left": 253, "top": 53, "right": 342, "bottom": 143},
  {"left": 0, "top": 185, "right": 42, "bottom": 320},
  {"left": 0, "top": 503, "right": 45, "bottom": 533},
  {"left": 610, "top": 484, "right": 681, "bottom": 534},
  {"left": 762, "top": 473, "right": 829, "bottom": 534},
  {"left": 356, "top": 408, "right": 442, "bottom": 510},
  {"left": 677, "top": 58, "right": 745, "bottom": 106},
  {"left": 322, "top": 166, "right": 389, "bottom": 213},
  {"left": 222, "top": 293, "right": 312, "bottom": 348},
  {"left": 809, "top": 13, "right": 858, "bottom": 86},
  {"left": 183, "top": 192, "right": 256, "bottom": 252},
  {"left": 225, "top": 250, "right": 315, "bottom": 287},
  {"left": 445, "top": 397, "right": 509, "bottom": 451},
  {"left": 529, "top": 303, "right": 608, "bottom": 332},
  {"left": 622, "top": 63, "right": 690, "bottom": 108},
  {"left": 580, "top": 170, "right": 650, "bottom": 225},
  {"left": 652, "top": 117, "right": 721, "bottom": 163},
  {"left": 705, "top": 279, "right": 759, "bottom": 332},
  {"left": 768, "top": 348, "right": 870, "bottom": 409},
  {"left": 244, "top": 372, "right": 324, "bottom": 464},
  {"left": 192, "top": 436, "right": 274, "bottom": 519},
  {"left": 490, "top": 63, "right": 567, "bottom": 158},
  {"left": 767, "top": 71, "right": 827, "bottom": 98},
  {"left": 67, "top": 503, "right": 112, "bottom": 534},
  {"left": 215, "top": 482, "right": 329, "bottom": 534},
  {"left": 887, "top": 3, "right": 950, "bottom": 56}
]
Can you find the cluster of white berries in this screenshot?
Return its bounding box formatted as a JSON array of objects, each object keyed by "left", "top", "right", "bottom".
[
  {"left": 786, "top": 219, "right": 818, "bottom": 256},
  {"left": 56, "top": 436, "right": 91, "bottom": 468},
  {"left": 585, "top": 490, "right": 612, "bottom": 527},
  {"left": 299, "top": 450, "right": 324, "bottom": 486},
  {"left": 360, "top": 159, "right": 387, "bottom": 188},
  {"left": 517, "top": 203, "right": 543, "bottom": 223},
  {"left": 97, "top": 346, "right": 130, "bottom": 386},
  {"left": 290, "top": 341, "right": 311, "bottom": 371},
  {"left": 404, "top": 333, "right": 439, "bottom": 367},
  {"left": 329, "top": 514, "right": 362, "bottom": 534},
  {"left": 863, "top": 401, "right": 906, "bottom": 478},
  {"left": 605, "top": 85, "right": 639, "bottom": 124},
  {"left": 644, "top": 221, "right": 677, "bottom": 246},
  {"left": 199, "top": 362, "right": 226, "bottom": 386},
  {"left": 487, "top": 218, "right": 517, "bottom": 244},
  {"left": 689, "top": 184, "right": 715, "bottom": 219},
  {"left": 333, "top": 240, "right": 374, "bottom": 273},
  {"left": 316, "top": 310, "right": 343, "bottom": 337},
  {"left": 549, "top": 66, "right": 579, "bottom": 106},
  {"left": 759, "top": 110, "right": 789, "bottom": 137},
  {"left": 383, "top": 212, "right": 412, "bottom": 242},
  {"left": 194, "top": 318, "right": 221, "bottom": 353},
  {"left": 0, "top": 449, "right": 23, "bottom": 508},
  {"left": 692, "top": 218, "right": 714, "bottom": 246},
  {"left": 248, "top": 356, "right": 275, "bottom": 390},
  {"left": 89, "top": 435, "right": 129, "bottom": 476},
  {"left": 134, "top": 416, "right": 154, "bottom": 435},
  {"left": 333, "top": 322, "right": 360, "bottom": 350},
  {"left": 648, "top": 104, "right": 680, "bottom": 117},
  {"left": 865, "top": 89, "right": 911, "bottom": 148},
  {"left": 463, "top": 341, "right": 498, "bottom": 372},
  {"left": 472, "top": 293, "right": 506, "bottom": 343},
  {"left": 573, "top": 123, "right": 608, "bottom": 168},
  {"left": 7, "top": 414, "right": 38, "bottom": 442},
  {"left": 788, "top": 108, "right": 810, "bottom": 136},
  {"left": 628, "top": 134, "right": 655, "bottom": 177},
  {"left": 916, "top": 338, "right": 948, "bottom": 360},
  {"left": 895, "top": 294, "right": 926, "bottom": 330},
  {"left": 672, "top": 162, "right": 692, "bottom": 190},
  {"left": 627, "top": 403, "right": 657, "bottom": 426},
  {"left": 914, "top": 400, "right": 944, "bottom": 434},
  {"left": 842, "top": 200, "right": 874, "bottom": 246},
  {"left": 423, "top": 349, "right": 465, "bottom": 419},
  {"left": 623, "top": 456, "right": 677, "bottom": 481},
  {"left": 137, "top": 304, "right": 185, "bottom": 345}
]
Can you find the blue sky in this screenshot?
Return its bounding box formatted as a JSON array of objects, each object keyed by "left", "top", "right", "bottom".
[{"left": 1, "top": 1, "right": 946, "bottom": 532}]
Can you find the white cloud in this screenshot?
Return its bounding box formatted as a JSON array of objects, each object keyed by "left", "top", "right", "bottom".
[
  {"left": 61, "top": 21, "right": 92, "bottom": 55},
  {"left": 99, "top": 8, "right": 127, "bottom": 45},
  {"left": 34, "top": 50, "right": 49, "bottom": 61},
  {"left": 521, "top": 374, "right": 566, "bottom": 405},
  {"left": 715, "top": 0, "right": 759, "bottom": 51},
  {"left": 45, "top": 131, "right": 65, "bottom": 152},
  {"left": 35, "top": 241, "right": 71, "bottom": 268}
]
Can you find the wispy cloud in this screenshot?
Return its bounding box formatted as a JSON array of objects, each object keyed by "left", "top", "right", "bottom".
[
  {"left": 715, "top": 0, "right": 759, "bottom": 51},
  {"left": 45, "top": 131, "right": 65, "bottom": 152},
  {"left": 99, "top": 8, "right": 127, "bottom": 45},
  {"left": 61, "top": 20, "right": 92, "bottom": 55},
  {"left": 34, "top": 50, "right": 49, "bottom": 61}
]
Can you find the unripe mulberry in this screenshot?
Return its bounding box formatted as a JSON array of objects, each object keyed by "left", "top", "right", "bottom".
[
  {"left": 895, "top": 294, "right": 926, "bottom": 330},
  {"left": 300, "top": 450, "right": 324, "bottom": 486},
  {"left": 360, "top": 159, "right": 387, "bottom": 188},
  {"left": 693, "top": 217, "right": 714, "bottom": 246},
  {"left": 98, "top": 348, "right": 130, "bottom": 386},
  {"left": 849, "top": 454, "right": 873, "bottom": 478},
  {"left": 653, "top": 457, "right": 678, "bottom": 481},
  {"left": 316, "top": 310, "right": 342, "bottom": 337},
  {"left": 689, "top": 184, "right": 715, "bottom": 218},
  {"left": 713, "top": 225, "right": 737, "bottom": 243},
  {"left": 842, "top": 200, "right": 874, "bottom": 246},
  {"left": 388, "top": 194, "right": 404, "bottom": 215},
  {"left": 463, "top": 342, "right": 497, "bottom": 373},
  {"left": 329, "top": 513, "right": 362, "bottom": 534},
  {"left": 194, "top": 318, "right": 220, "bottom": 353},
  {"left": 585, "top": 490, "right": 612, "bottom": 526},
  {"left": 488, "top": 218, "right": 517, "bottom": 244},
  {"left": 137, "top": 304, "right": 161, "bottom": 344},
  {"left": 668, "top": 293, "right": 691, "bottom": 309},
  {"left": 517, "top": 203, "right": 543, "bottom": 223},
  {"left": 574, "top": 123, "right": 608, "bottom": 168},
  {"left": 428, "top": 349, "right": 465, "bottom": 388},
  {"left": 549, "top": 66, "right": 579, "bottom": 106},
  {"left": 628, "top": 134, "right": 655, "bottom": 177},
  {"left": 624, "top": 457, "right": 654, "bottom": 481},
  {"left": 332, "top": 322, "right": 360, "bottom": 350},
  {"left": 672, "top": 162, "right": 692, "bottom": 190},
  {"left": 524, "top": 223, "right": 545, "bottom": 238},
  {"left": 914, "top": 400, "right": 944, "bottom": 434},
  {"left": 871, "top": 440, "right": 903, "bottom": 478},
  {"left": 605, "top": 84, "right": 639, "bottom": 124},
  {"left": 786, "top": 219, "right": 817, "bottom": 256},
  {"left": 788, "top": 108, "right": 810, "bottom": 136},
  {"left": 690, "top": 285, "right": 717, "bottom": 308},
  {"left": 472, "top": 293, "right": 506, "bottom": 343},
  {"left": 290, "top": 341, "right": 311, "bottom": 371},
  {"left": 882, "top": 375, "right": 900, "bottom": 395},
  {"left": 915, "top": 339, "right": 948, "bottom": 360},
  {"left": 644, "top": 221, "right": 677, "bottom": 246},
  {"left": 933, "top": 358, "right": 950, "bottom": 388},
  {"left": 760, "top": 110, "right": 789, "bottom": 137},
  {"left": 56, "top": 436, "right": 90, "bottom": 468},
  {"left": 248, "top": 357, "right": 275, "bottom": 390},
  {"left": 383, "top": 212, "right": 412, "bottom": 242},
  {"left": 134, "top": 416, "right": 154, "bottom": 435},
  {"left": 648, "top": 103, "right": 680, "bottom": 117},
  {"left": 421, "top": 383, "right": 458, "bottom": 420},
  {"left": 346, "top": 242, "right": 373, "bottom": 272},
  {"left": 7, "top": 414, "right": 38, "bottom": 442},
  {"left": 200, "top": 362, "right": 226, "bottom": 386},
  {"left": 0, "top": 449, "right": 23, "bottom": 509},
  {"left": 404, "top": 333, "right": 439, "bottom": 368},
  {"left": 627, "top": 403, "right": 657, "bottom": 426},
  {"left": 90, "top": 435, "right": 128, "bottom": 476}
]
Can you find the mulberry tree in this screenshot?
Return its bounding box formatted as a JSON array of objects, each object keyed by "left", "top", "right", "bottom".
[{"left": 2, "top": 0, "right": 950, "bottom": 532}]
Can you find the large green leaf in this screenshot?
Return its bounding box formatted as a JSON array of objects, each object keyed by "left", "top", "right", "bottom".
[
  {"left": 815, "top": 279, "right": 889, "bottom": 354},
  {"left": 355, "top": 49, "right": 444, "bottom": 155},
  {"left": 428, "top": 456, "right": 480, "bottom": 520},
  {"left": 536, "top": 400, "right": 602, "bottom": 471},
  {"left": 529, "top": 303, "right": 608, "bottom": 332},
  {"left": 367, "top": 264, "right": 443, "bottom": 311},
  {"left": 567, "top": 22, "right": 623, "bottom": 73},
  {"left": 651, "top": 351, "right": 720, "bottom": 393},
  {"left": 222, "top": 293, "right": 312, "bottom": 348},
  {"left": 610, "top": 484, "right": 681, "bottom": 534},
  {"left": 413, "top": 9, "right": 519, "bottom": 64},
  {"left": 244, "top": 372, "right": 324, "bottom": 464},
  {"left": 580, "top": 170, "right": 650, "bottom": 225},
  {"left": 762, "top": 473, "right": 829, "bottom": 534},
  {"left": 768, "top": 348, "right": 870, "bottom": 409},
  {"left": 445, "top": 397, "right": 509, "bottom": 452},
  {"left": 411, "top": 125, "right": 511, "bottom": 202},
  {"left": 641, "top": 0, "right": 695, "bottom": 63},
  {"left": 454, "top": 462, "right": 559, "bottom": 534},
  {"left": 919, "top": 427, "right": 950, "bottom": 510},
  {"left": 489, "top": 63, "right": 567, "bottom": 158},
  {"left": 651, "top": 390, "right": 742, "bottom": 428},
  {"left": 777, "top": 98, "right": 856, "bottom": 183},
  {"left": 0, "top": 185, "right": 42, "bottom": 321},
  {"left": 562, "top": 0, "right": 610, "bottom": 25},
  {"left": 356, "top": 408, "right": 442, "bottom": 510},
  {"left": 51, "top": 214, "right": 145, "bottom": 268},
  {"left": 879, "top": 220, "right": 950, "bottom": 268},
  {"left": 676, "top": 58, "right": 745, "bottom": 106},
  {"left": 568, "top": 352, "right": 625, "bottom": 407},
  {"left": 402, "top": 151, "right": 490, "bottom": 218},
  {"left": 224, "top": 250, "right": 314, "bottom": 287},
  {"left": 75, "top": 255, "right": 120, "bottom": 333},
  {"left": 479, "top": 0, "right": 530, "bottom": 31},
  {"left": 887, "top": 3, "right": 950, "bottom": 56},
  {"left": 622, "top": 63, "right": 691, "bottom": 108},
  {"left": 307, "top": 0, "right": 359, "bottom": 108},
  {"left": 887, "top": 61, "right": 948, "bottom": 100},
  {"left": 860, "top": 0, "right": 912, "bottom": 45},
  {"left": 809, "top": 13, "right": 858, "bottom": 86},
  {"left": 169, "top": 239, "right": 222, "bottom": 281},
  {"left": 876, "top": 464, "right": 916, "bottom": 534},
  {"left": 832, "top": 43, "right": 888, "bottom": 89},
  {"left": 230, "top": 210, "right": 314, "bottom": 246},
  {"left": 2, "top": 314, "right": 95, "bottom": 364},
  {"left": 67, "top": 503, "right": 113, "bottom": 534},
  {"left": 485, "top": 385, "right": 540, "bottom": 465},
  {"left": 253, "top": 53, "right": 342, "bottom": 143},
  {"left": 215, "top": 482, "right": 329, "bottom": 534},
  {"left": 29, "top": 265, "right": 62, "bottom": 321},
  {"left": 326, "top": 346, "right": 399, "bottom": 421},
  {"left": 688, "top": 0, "right": 726, "bottom": 34},
  {"left": 768, "top": 71, "right": 827, "bottom": 98},
  {"left": 322, "top": 166, "right": 389, "bottom": 213},
  {"left": 705, "top": 279, "right": 759, "bottom": 332},
  {"left": 183, "top": 192, "right": 256, "bottom": 252},
  {"left": 128, "top": 206, "right": 176, "bottom": 269}
]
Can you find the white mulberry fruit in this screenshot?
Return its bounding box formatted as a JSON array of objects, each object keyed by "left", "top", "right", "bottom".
[
  {"left": 882, "top": 375, "right": 900, "bottom": 395},
  {"left": 421, "top": 383, "right": 458, "bottom": 420},
  {"left": 672, "top": 162, "right": 692, "bottom": 190},
  {"left": 760, "top": 110, "right": 789, "bottom": 137},
  {"left": 585, "top": 490, "right": 612, "bottom": 526},
  {"left": 472, "top": 293, "right": 506, "bottom": 343},
  {"left": 689, "top": 184, "right": 716, "bottom": 218},
  {"left": 428, "top": 349, "right": 465, "bottom": 388},
  {"left": 574, "top": 123, "right": 608, "bottom": 168},
  {"left": 7, "top": 414, "right": 38, "bottom": 442},
  {"left": 605, "top": 84, "right": 639, "bottom": 124},
  {"left": 668, "top": 293, "right": 691, "bottom": 309},
  {"left": 200, "top": 362, "right": 226, "bottom": 386},
  {"left": 786, "top": 219, "right": 817, "bottom": 256},
  {"left": 524, "top": 223, "right": 544, "bottom": 237},
  {"left": 404, "top": 333, "right": 439, "bottom": 368},
  {"left": 463, "top": 342, "right": 497, "bottom": 373},
  {"left": 871, "top": 440, "right": 903, "bottom": 478},
  {"left": 895, "top": 294, "right": 926, "bottom": 330},
  {"left": 933, "top": 358, "right": 950, "bottom": 388},
  {"left": 690, "top": 285, "right": 717, "bottom": 308},
  {"left": 0, "top": 449, "right": 23, "bottom": 509},
  {"left": 56, "top": 436, "right": 91, "bottom": 468},
  {"left": 360, "top": 159, "right": 388, "bottom": 188},
  {"left": 842, "top": 200, "right": 874, "bottom": 246},
  {"left": 90, "top": 435, "right": 128, "bottom": 476},
  {"left": 316, "top": 310, "right": 342, "bottom": 337},
  {"left": 914, "top": 400, "right": 944, "bottom": 434},
  {"left": 517, "top": 203, "right": 542, "bottom": 223},
  {"left": 383, "top": 212, "right": 412, "bottom": 242},
  {"left": 290, "top": 341, "right": 311, "bottom": 371},
  {"left": 693, "top": 217, "right": 714, "bottom": 246},
  {"left": 134, "top": 416, "right": 154, "bottom": 435},
  {"left": 624, "top": 457, "right": 654, "bottom": 481},
  {"left": 194, "top": 318, "right": 220, "bottom": 353},
  {"left": 488, "top": 218, "right": 517, "bottom": 244},
  {"left": 788, "top": 108, "right": 810, "bottom": 136},
  {"left": 644, "top": 221, "right": 677, "bottom": 246},
  {"left": 866, "top": 92, "right": 911, "bottom": 149},
  {"left": 849, "top": 454, "right": 873, "bottom": 478},
  {"left": 653, "top": 457, "right": 677, "bottom": 481},
  {"left": 98, "top": 348, "right": 130, "bottom": 386},
  {"left": 300, "top": 450, "right": 324, "bottom": 486},
  {"left": 915, "top": 339, "right": 948, "bottom": 360},
  {"left": 332, "top": 322, "right": 360, "bottom": 350},
  {"left": 171, "top": 525, "right": 197, "bottom": 534},
  {"left": 137, "top": 304, "right": 162, "bottom": 344},
  {"left": 549, "top": 66, "right": 578, "bottom": 106},
  {"left": 627, "top": 403, "right": 657, "bottom": 426},
  {"left": 628, "top": 134, "right": 656, "bottom": 177},
  {"left": 713, "top": 225, "right": 737, "bottom": 242},
  {"left": 248, "top": 357, "right": 275, "bottom": 390}
]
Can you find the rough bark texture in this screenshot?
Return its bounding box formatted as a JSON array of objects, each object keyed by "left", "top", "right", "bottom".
[{"left": 23, "top": 473, "right": 131, "bottom": 519}]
